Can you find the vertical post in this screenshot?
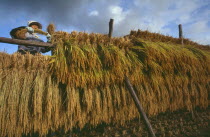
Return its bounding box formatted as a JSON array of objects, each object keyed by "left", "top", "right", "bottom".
[
  {"left": 125, "top": 76, "right": 156, "bottom": 137},
  {"left": 178, "top": 24, "right": 183, "bottom": 45},
  {"left": 108, "top": 19, "right": 114, "bottom": 38}
]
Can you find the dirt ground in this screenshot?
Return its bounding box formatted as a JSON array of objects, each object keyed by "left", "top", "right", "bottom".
[
  {"left": 24, "top": 107, "right": 209, "bottom": 137},
  {"left": 65, "top": 107, "right": 210, "bottom": 137}
]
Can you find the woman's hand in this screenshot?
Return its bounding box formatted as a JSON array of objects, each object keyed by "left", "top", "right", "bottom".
[
  {"left": 46, "top": 33, "right": 51, "bottom": 42},
  {"left": 26, "top": 27, "right": 34, "bottom": 33}
]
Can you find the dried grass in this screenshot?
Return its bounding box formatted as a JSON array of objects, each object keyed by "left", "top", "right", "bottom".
[
  {"left": 129, "top": 29, "right": 210, "bottom": 51},
  {"left": 47, "top": 24, "right": 56, "bottom": 35},
  {"left": 15, "top": 29, "right": 27, "bottom": 39},
  {"left": 14, "top": 28, "right": 48, "bottom": 39},
  {"left": 0, "top": 30, "right": 209, "bottom": 136}
]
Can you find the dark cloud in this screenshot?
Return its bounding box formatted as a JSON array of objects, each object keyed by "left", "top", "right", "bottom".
[
  {"left": 0, "top": 0, "right": 141, "bottom": 36},
  {"left": 1, "top": 0, "right": 122, "bottom": 34},
  {"left": 1, "top": 0, "right": 87, "bottom": 24}
]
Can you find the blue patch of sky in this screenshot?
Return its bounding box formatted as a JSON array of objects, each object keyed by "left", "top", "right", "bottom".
[
  {"left": 0, "top": 25, "right": 18, "bottom": 54},
  {"left": 168, "top": 3, "right": 177, "bottom": 10},
  {"left": 208, "top": 21, "right": 210, "bottom": 27},
  {"left": 120, "top": 0, "right": 134, "bottom": 11},
  {"left": 143, "top": 20, "right": 150, "bottom": 24},
  {"left": 162, "top": 20, "right": 179, "bottom": 37},
  {"left": 191, "top": 3, "right": 210, "bottom": 18},
  {"left": 87, "top": 4, "right": 96, "bottom": 13}
]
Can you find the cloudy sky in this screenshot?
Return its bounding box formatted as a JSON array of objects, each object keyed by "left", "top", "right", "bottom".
[{"left": 0, "top": 0, "right": 210, "bottom": 54}]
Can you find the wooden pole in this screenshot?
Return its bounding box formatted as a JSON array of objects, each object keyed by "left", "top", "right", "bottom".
[
  {"left": 125, "top": 76, "right": 156, "bottom": 137},
  {"left": 108, "top": 19, "right": 114, "bottom": 38},
  {"left": 178, "top": 24, "right": 184, "bottom": 45},
  {"left": 0, "top": 37, "right": 54, "bottom": 47}
]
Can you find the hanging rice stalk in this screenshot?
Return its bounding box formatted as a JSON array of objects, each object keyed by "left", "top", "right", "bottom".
[
  {"left": 0, "top": 30, "right": 209, "bottom": 137},
  {"left": 47, "top": 23, "right": 56, "bottom": 35}
]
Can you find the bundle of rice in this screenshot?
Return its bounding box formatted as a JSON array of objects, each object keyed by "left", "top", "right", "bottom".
[
  {"left": 0, "top": 30, "right": 209, "bottom": 137},
  {"left": 129, "top": 29, "right": 210, "bottom": 51}
]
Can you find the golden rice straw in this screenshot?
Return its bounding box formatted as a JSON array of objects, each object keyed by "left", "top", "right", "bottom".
[{"left": 0, "top": 30, "right": 209, "bottom": 136}]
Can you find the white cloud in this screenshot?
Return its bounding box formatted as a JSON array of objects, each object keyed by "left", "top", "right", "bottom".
[
  {"left": 89, "top": 10, "right": 99, "bottom": 16},
  {"left": 186, "top": 21, "right": 209, "bottom": 34},
  {"left": 109, "top": 6, "right": 122, "bottom": 14},
  {"left": 123, "top": 0, "right": 210, "bottom": 43},
  {"left": 189, "top": 34, "right": 210, "bottom": 45},
  {"left": 201, "top": 36, "right": 210, "bottom": 45},
  {"left": 108, "top": 6, "right": 128, "bottom": 24},
  {"left": 185, "top": 21, "right": 210, "bottom": 45}
]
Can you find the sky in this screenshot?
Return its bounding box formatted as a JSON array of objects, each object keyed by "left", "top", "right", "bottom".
[{"left": 0, "top": 0, "right": 210, "bottom": 54}]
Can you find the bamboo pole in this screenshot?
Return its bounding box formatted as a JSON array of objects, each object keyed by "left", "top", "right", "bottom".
[
  {"left": 108, "top": 19, "right": 114, "bottom": 38},
  {"left": 178, "top": 24, "right": 184, "bottom": 45},
  {"left": 0, "top": 37, "right": 54, "bottom": 47},
  {"left": 125, "top": 76, "right": 156, "bottom": 137}
]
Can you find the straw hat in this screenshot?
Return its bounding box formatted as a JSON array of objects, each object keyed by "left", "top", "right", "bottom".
[{"left": 28, "top": 21, "right": 42, "bottom": 29}]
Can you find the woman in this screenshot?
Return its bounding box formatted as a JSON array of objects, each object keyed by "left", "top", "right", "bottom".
[{"left": 10, "top": 21, "right": 52, "bottom": 55}]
